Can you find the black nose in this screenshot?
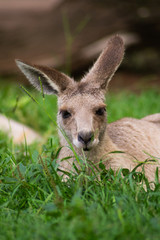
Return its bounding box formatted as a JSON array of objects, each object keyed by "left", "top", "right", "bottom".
[{"left": 78, "top": 131, "right": 94, "bottom": 145}]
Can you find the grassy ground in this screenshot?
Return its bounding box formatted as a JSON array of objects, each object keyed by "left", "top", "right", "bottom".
[{"left": 0, "top": 83, "right": 160, "bottom": 240}]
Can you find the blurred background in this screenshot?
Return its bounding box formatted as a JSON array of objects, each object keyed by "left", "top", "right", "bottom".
[{"left": 0, "top": 0, "right": 160, "bottom": 90}]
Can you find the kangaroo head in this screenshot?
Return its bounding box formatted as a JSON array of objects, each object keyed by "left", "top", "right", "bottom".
[{"left": 16, "top": 35, "right": 124, "bottom": 151}]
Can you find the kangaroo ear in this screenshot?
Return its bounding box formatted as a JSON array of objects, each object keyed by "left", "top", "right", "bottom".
[
  {"left": 15, "top": 60, "right": 73, "bottom": 95},
  {"left": 82, "top": 35, "right": 124, "bottom": 91}
]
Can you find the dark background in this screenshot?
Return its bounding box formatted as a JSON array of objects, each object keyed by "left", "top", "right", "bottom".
[{"left": 0, "top": 0, "right": 160, "bottom": 90}]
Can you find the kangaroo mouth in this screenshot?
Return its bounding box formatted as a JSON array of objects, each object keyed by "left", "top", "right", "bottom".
[
  {"left": 83, "top": 147, "right": 90, "bottom": 151},
  {"left": 73, "top": 138, "right": 98, "bottom": 151}
]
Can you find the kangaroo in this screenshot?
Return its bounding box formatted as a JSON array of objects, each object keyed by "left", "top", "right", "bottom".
[
  {"left": 0, "top": 114, "right": 42, "bottom": 144},
  {"left": 16, "top": 35, "right": 160, "bottom": 181}
]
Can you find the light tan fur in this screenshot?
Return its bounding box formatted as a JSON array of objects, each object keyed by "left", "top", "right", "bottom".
[
  {"left": 0, "top": 114, "right": 42, "bottom": 144},
  {"left": 16, "top": 35, "right": 160, "bottom": 182}
]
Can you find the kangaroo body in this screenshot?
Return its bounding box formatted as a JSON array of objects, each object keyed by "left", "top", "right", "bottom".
[
  {"left": 16, "top": 35, "right": 160, "bottom": 181},
  {"left": 0, "top": 114, "right": 42, "bottom": 144},
  {"left": 58, "top": 114, "right": 160, "bottom": 181}
]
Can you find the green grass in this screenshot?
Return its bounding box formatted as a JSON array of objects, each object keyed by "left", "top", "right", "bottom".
[{"left": 0, "top": 84, "right": 160, "bottom": 240}]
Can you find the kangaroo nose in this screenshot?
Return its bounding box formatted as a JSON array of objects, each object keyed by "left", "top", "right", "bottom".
[{"left": 78, "top": 131, "right": 94, "bottom": 145}]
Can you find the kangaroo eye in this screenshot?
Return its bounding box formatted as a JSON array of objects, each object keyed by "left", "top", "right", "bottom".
[
  {"left": 61, "top": 110, "right": 71, "bottom": 119},
  {"left": 95, "top": 107, "right": 106, "bottom": 116}
]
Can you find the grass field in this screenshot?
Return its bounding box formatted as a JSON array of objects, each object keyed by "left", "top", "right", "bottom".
[{"left": 0, "top": 83, "right": 160, "bottom": 240}]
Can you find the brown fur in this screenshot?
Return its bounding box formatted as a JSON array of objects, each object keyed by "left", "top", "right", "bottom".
[{"left": 16, "top": 35, "right": 160, "bottom": 182}]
